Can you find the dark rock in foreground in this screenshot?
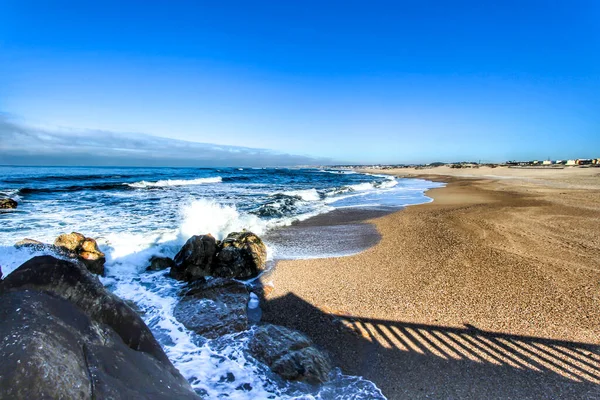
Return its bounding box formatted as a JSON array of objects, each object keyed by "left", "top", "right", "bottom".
[
  {"left": 147, "top": 256, "right": 176, "bottom": 271},
  {"left": 0, "top": 256, "right": 199, "bottom": 399},
  {"left": 1, "top": 256, "right": 164, "bottom": 361},
  {"left": 214, "top": 231, "right": 268, "bottom": 279},
  {"left": 249, "top": 324, "right": 332, "bottom": 384},
  {"left": 54, "top": 232, "right": 106, "bottom": 275},
  {"left": 0, "top": 198, "right": 17, "bottom": 209},
  {"left": 172, "top": 231, "right": 267, "bottom": 282},
  {"left": 172, "top": 234, "right": 218, "bottom": 280},
  {"left": 174, "top": 278, "right": 250, "bottom": 338}
]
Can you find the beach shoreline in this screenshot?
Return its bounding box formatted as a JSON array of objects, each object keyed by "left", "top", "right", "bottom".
[{"left": 260, "top": 167, "right": 600, "bottom": 399}]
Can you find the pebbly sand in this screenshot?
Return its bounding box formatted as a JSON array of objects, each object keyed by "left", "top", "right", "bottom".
[{"left": 260, "top": 166, "right": 600, "bottom": 399}]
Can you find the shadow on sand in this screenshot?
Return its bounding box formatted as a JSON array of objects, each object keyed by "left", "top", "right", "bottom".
[{"left": 261, "top": 292, "right": 600, "bottom": 399}]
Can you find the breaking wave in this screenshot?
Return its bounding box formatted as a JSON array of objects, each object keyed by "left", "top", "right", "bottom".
[{"left": 127, "top": 177, "right": 223, "bottom": 188}]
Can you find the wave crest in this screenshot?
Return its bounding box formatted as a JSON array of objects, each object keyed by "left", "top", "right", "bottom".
[
  {"left": 179, "top": 199, "right": 266, "bottom": 240},
  {"left": 127, "top": 177, "right": 222, "bottom": 188}
]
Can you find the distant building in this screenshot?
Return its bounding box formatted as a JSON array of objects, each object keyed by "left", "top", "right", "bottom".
[
  {"left": 566, "top": 160, "right": 577, "bottom": 166},
  {"left": 577, "top": 159, "right": 593, "bottom": 165},
  {"left": 542, "top": 160, "right": 553, "bottom": 165}
]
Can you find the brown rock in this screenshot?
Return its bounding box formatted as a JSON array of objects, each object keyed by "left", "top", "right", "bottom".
[
  {"left": 53, "top": 232, "right": 105, "bottom": 275},
  {"left": 0, "top": 198, "right": 17, "bottom": 209},
  {"left": 54, "top": 232, "right": 86, "bottom": 252},
  {"left": 14, "top": 238, "right": 47, "bottom": 250},
  {"left": 80, "top": 237, "right": 101, "bottom": 253}
]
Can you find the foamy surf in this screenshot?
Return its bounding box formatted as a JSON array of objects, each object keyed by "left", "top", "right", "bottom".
[
  {"left": 127, "top": 176, "right": 223, "bottom": 188},
  {"left": 280, "top": 188, "right": 321, "bottom": 201}
]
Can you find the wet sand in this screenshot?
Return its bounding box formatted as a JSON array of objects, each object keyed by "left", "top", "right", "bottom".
[
  {"left": 260, "top": 168, "right": 600, "bottom": 399},
  {"left": 264, "top": 208, "right": 394, "bottom": 260}
]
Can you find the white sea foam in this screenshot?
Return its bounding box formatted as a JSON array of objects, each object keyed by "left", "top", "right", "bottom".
[
  {"left": 349, "top": 182, "right": 374, "bottom": 191},
  {"left": 346, "top": 177, "right": 397, "bottom": 192},
  {"left": 127, "top": 176, "right": 222, "bottom": 188},
  {"left": 280, "top": 188, "right": 321, "bottom": 201},
  {"left": 376, "top": 178, "right": 398, "bottom": 189},
  {"left": 318, "top": 169, "right": 357, "bottom": 175}
]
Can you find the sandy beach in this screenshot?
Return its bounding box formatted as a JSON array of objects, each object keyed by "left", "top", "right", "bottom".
[{"left": 260, "top": 166, "right": 600, "bottom": 399}]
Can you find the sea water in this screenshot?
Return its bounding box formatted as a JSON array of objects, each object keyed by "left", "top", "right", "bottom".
[{"left": 0, "top": 166, "right": 443, "bottom": 399}]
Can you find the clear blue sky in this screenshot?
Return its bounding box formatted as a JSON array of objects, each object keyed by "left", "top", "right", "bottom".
[{"left": 1, "top": 0, "right": 598, "bottom": 164}]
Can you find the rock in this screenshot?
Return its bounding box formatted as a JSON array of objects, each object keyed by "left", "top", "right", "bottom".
[
  {"left": 171, "top": 231, "right": 268, "bottom": 282},
  {"left": 54, "top": 231, "right": 86, "bottom": 251},
  {"left": 54, "top": 232, "right": 106, "bottom": 275},
  {"left": 171, "top": 234, "right": 218, "bottom": 281},
  {"left": 0, "top": 256, "right": 199, "bottom": 399},
  {"left": 248, "top": 324, "right": 332, "bottom": 384},
  {"left": 147, "top": 256, "right": 176, "bottom": 271},
  {"left": 81, "top": 237, "right": 100, "bottom": 254},
  {"left": 214, "top": 231, "right": 267, "bottom": 279},
  {"left": 14, "top": 238, "right": 47, "bottom": 250},
  {"left": 174, "top": 278, "right": 250, "bottom": 338},
  {"left": 1, "top": 256, "right": 167, "bottom": 363},
  {"left": 0, "top": 198, "right": 17, "bottom": 209}
]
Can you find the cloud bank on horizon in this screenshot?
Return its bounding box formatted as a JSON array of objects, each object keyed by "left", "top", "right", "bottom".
[{"left": 0, "top": 116, "right": 333, "bottom": 167}]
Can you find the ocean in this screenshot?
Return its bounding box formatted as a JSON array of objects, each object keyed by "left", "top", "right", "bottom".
[{"left": 0, "top": 166, "right": 443, "bottom": 399}]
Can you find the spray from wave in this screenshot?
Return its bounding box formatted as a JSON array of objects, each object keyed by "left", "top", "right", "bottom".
[{"left": 179, "top": 199, "right": 267, "bottom": 240}]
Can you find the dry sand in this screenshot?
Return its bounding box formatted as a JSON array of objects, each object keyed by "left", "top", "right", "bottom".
[{"left": 260, "top": 166, "right": 600, "bottom": 399}]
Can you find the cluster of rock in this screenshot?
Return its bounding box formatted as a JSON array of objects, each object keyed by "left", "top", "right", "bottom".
[
  {"left": 172, "top": 277, "right": 331, "bottom": 383},
  {"left": 5, "top": 229, "right": 332, "bottom": 389},
  {"left": 15, "top": 232, "right": 106, "bottom": 275},
  {"left": 0, "top": 198, "right": 17, "bottom": 210},
  {"left": 0, "top": 256, "right": 199, "bottom": 399},
  {"left": 170, "top": 231, "right": 268, "bottom": 281},
  {"left": 154, "top": 230, "right": 332, "bottom": 383}
]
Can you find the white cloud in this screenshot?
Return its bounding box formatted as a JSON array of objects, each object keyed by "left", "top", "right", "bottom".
[{"left": 0, "top": 115, "right": 332, "bottom": 167}]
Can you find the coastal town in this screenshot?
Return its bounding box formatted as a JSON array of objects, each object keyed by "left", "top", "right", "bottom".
[{"left": 330, "top": 157, "right": 600, "bottom": 170}]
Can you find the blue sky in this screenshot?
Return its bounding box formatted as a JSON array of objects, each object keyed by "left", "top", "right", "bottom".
[{"left": 1, "top": 0, "right": 599, "bottom": 165}]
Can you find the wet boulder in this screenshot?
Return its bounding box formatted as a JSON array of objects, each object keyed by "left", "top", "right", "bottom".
[
  {"left": 54, "top": 232, "right": 106, "bottom": 275},
  {"left": 14, "top": 238, "right": 48, "bottom": 250},
  {"left": 147, "top": 256, "right": 176, "bottom": 271},
  {"left": 249, "top": 324, "right": 332, "bottom": 384},
  {"left": 171, "top": 234, "right": 218, "bottom": 281},
  {"left": 214, "top": 231, "right": 267, "bottom": 279},
  {"left": 174, "top": 278, "right": 250, "bottom": 338},
  {"left": 55, "top": 231, "right": 86, "bottom": 251},
  {"left": 0, "top": 256, "right": 199, "bottom": 399},
  {"left": 171, "top": 231, "right": 268, "bottom": 282},
  {"left": 0, "top": 198, "right": 17, "bottom": 209}
]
